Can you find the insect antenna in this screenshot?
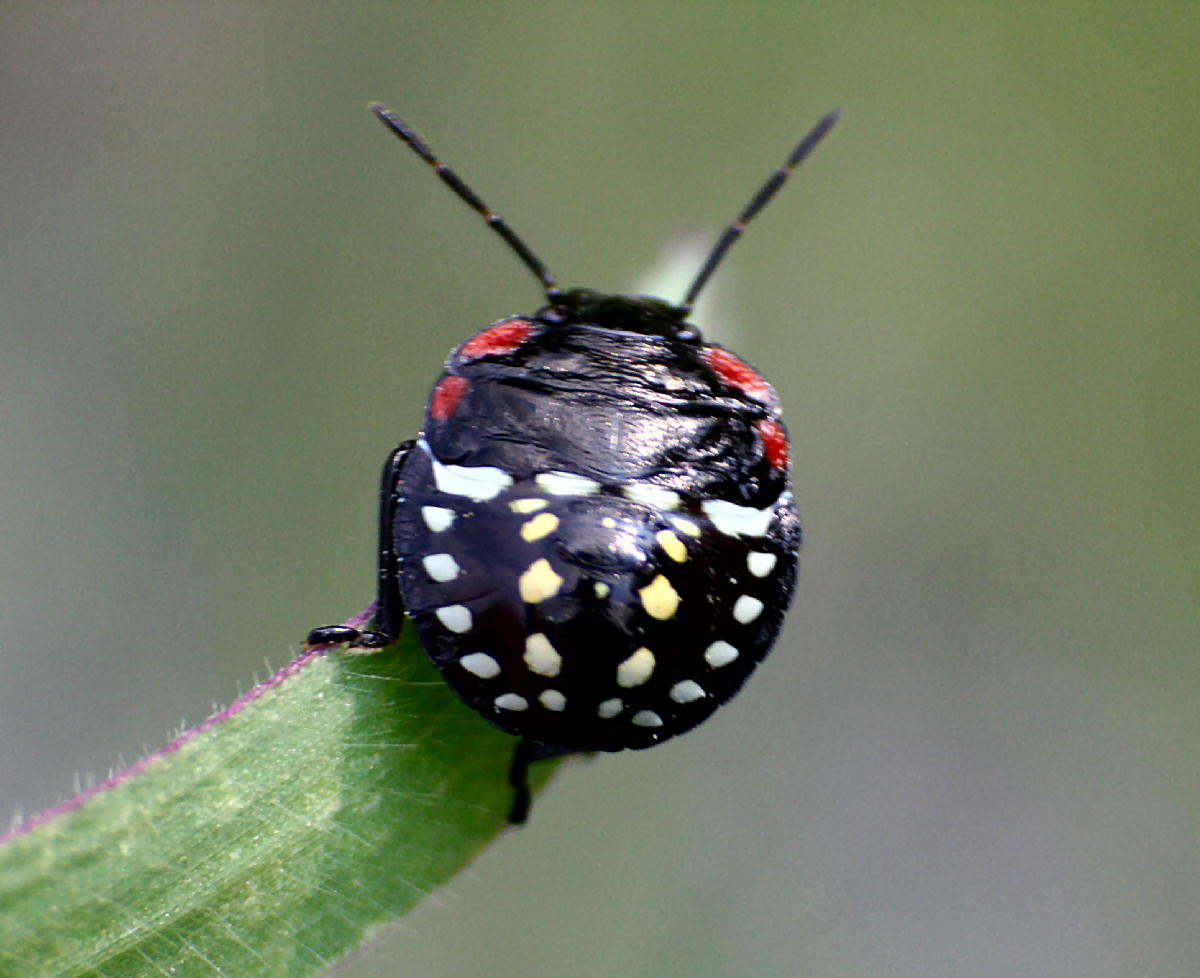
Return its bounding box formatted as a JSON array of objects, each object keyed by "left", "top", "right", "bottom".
[
  {"left": 679, "top": 107, "right": 842, "bottom": 315},
  {"left": 369, "top": 103, "right": 560, "bottom": 301}
]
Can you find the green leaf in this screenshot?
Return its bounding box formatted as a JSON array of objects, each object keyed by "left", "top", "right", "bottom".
[{"left": 0, "top": 619, "right": 559, "bottom": 977}]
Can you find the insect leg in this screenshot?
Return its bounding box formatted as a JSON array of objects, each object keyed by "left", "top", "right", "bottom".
[
  {"left": 368, "top": 439, "right": 414, "bottom": 643},
  {"left": 305, "top": 440, "right": 414, "bottom": 650},
  {"left": 507, "top": 738, "right": 576, "bottom": 825}
]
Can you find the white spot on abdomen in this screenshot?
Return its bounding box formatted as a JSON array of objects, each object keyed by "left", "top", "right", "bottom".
[
  {"left": 670, "top": 680, "right": 706, "bottom": 703},
  {"left": 669, "top": 515, "right": 702, "bottom": 537},
  {"left": 597, "top": 698, "right": 623, "bottom": 718},
  {"left": 435, "top": 604, "right": 473, "bottom": 633},
  {"left": 421, "top": 506, "right": 455, "bottom": 533},
  {"left": 423, "top": 438, "right": 513, "bottom": 501},
  {"left": 622, "top": 483, "right": 681, "bottom": 510},
  {"left": 746, "top": 552, "right": 777, "bottom": 577},
  {"left": 701, "top": 498, "right": 774, "bottom": 538},
  {"left": 494, "top": 693, "right": 528, "bottom": 711},
  {"left": 459, "top": 652, "right": 500, "bottom": 678},
  {"left": 535, "top": 470, "right": 602, "bottom": 496},
  {"left": 732, "top": 595, "right": 764, "bottom": 624},
  {"left": 422, "top": 553, "right": 461, "bottom": 582},
  {"left": 538, "top": 689, "right": 567, "bottom": 711},
  {"left": 616, "top": 647, "right": 655, "bottom": 687},
  {"left": 704, "top": 640, "right": 739, "bottom": 668}
]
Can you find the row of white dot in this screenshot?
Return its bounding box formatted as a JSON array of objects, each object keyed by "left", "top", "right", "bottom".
[
  {"left": 461, "top": 634, "right": 740, "bottom": 685},
  {"left": 421, "top": 438, "right": 784, "bottom": 547},
  {"left": 422, "top": 546, "right": 774, "bottom": 590},
  {"left": 461, "top": 637, "right": 744, "bottom": 724},
  {"left": 487, "top": 689, "right": 685, "bottom": 729}
]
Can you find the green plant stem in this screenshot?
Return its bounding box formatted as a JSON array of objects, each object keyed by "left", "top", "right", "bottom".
[{"left": 0, "top": 616, "right": 559, "bottom": 977}]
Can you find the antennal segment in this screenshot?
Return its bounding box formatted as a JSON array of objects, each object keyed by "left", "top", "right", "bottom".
[
  {"left": 679, "top": 107, "right": 841, "bottom": 315},
  {"left": 369, "top": 103, "right": 560, "bottom": 300}
]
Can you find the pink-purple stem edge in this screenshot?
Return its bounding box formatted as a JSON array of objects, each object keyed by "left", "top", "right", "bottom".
[{"left": 0, "top": 604, "right": 375, "bottom": 845}]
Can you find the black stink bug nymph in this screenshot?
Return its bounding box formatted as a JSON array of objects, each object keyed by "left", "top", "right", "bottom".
[{"left": 307, "top": 102, "right": 840, "bottom": 823}]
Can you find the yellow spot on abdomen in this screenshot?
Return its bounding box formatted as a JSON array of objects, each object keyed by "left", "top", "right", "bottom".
[
  {"left": 655, "top": 529, "right": 687, "bottom": 563},
  {"left": 510, "top": 497, "right": 548, "bottom": 514},
  {"left": 520, "top": 511, "right": 559, "bottom": 542},
  {"left": 638, "top": 574, "right": 680, "bottom": 620},
  {"left": 519, "top": 558, "right": 564, "bottom": 604}
]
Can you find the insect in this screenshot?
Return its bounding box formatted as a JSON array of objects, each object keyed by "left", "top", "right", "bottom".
[{"left": 307, "top": 102, "right": 840, "bottom": 823}]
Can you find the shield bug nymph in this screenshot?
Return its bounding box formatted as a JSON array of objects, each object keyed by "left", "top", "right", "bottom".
[{"left": 307, "top": 102, "right": 840, "bottom": 823}]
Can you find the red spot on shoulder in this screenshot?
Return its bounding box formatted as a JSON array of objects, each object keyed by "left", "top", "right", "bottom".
[
  {"left": 459, "top": 318, "right": 535, "bottom": 361},
  {"left": 757, "top": 418, "right": 789, "bottom": 470},
  {"left": 430, "top": 375, "right": 469, "bottom": 420},
  {"left": 701, "top": 346, "right": 773, "bottom": 404}
]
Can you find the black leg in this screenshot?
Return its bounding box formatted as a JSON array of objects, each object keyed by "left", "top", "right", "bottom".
[
  {"left": 508, "top": 740, "right": 535, "bottom": 825},
  {"left": 305, "top": 624, "right": 365, "bottom": 647},
  {"left": 508, "top": 739, "right": 575, "bottom": 825},
  {"left": 371, "top": 440, "right": 413, "bottom": 642},
  {"left": 304, "top": 625, "right": 396, "bottom": 649},
  {"left": 304, "top": 440, "right": 414, "bottom": 650}
]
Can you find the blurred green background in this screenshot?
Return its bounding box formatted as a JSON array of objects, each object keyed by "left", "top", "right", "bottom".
[{"left": 2, "top": 4, "right": 1197, "bottom": 976}]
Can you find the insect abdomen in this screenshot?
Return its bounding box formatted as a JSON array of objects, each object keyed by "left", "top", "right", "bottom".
[{"left": 394, "top": 439, "right": 799, "bottom": 752}]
